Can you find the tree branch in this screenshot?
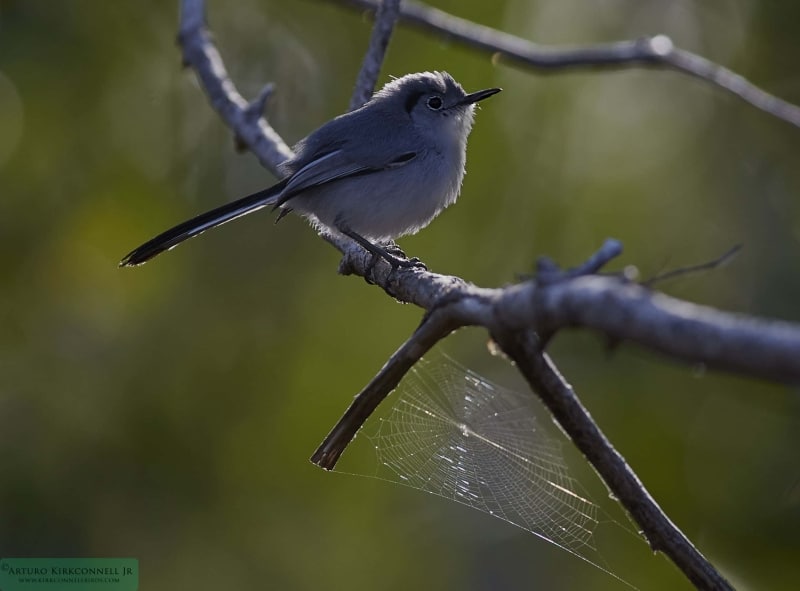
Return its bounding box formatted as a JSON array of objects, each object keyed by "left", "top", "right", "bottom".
[
  {"left": 493, "top": 332, "right": 734, "bottom": 591},
  {"left": 536, "top": 237, "right": 623, "bottom": 283},
  {"left": 310, "top": 242, "right": 757, "bottom": 590},
  {"left": 311, "top": 303, "right": 464, "bottom": 469},
  {"left": 332, "top": 0, "right": 800, "bottom": 129},
  {"left": 179, "top": 0, "right": 294, "bottom": 175},
  {"left": 330, "top": 244, "right": 800, "bottom": 385},
  {"left": 349, "top": 0, "right": 401, "bottom": 110},
  {"left": 172, "top": 2, "right": 800, "bottom": 589}
]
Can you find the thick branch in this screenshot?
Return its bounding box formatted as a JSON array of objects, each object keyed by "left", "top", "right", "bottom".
[
  {"left": 334, "top": 245, "right": 800, "bottom": 384},
  {"left": 333, "top": 0, "right": 800, "bottom": 129},
  {"left": 310, "top": 245, "right": 800, "bottom": 474},
  {"left": 499, "top": 276, "right": 800, "bottom": 384}
]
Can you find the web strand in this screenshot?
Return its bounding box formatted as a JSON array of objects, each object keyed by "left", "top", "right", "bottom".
[{"left": 345, "top": 351, "right": 637, "bottom": 588}]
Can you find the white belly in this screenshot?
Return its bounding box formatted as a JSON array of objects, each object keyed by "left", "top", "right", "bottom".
[{"left": 288, "top": 147, "right": 466, "bottom": 242}]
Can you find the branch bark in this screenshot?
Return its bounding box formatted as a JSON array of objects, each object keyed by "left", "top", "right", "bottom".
[
  {"left": 332, "top": 0, "right": 800, "bottom": 129},
  {"left": 171, "top": 1, "right": 800, "bottom": 589},
  {"left": 179, "top": 0, "right": 294, "bottom": 175},
  {"left": 349, "top": 0, "right": 401, "bottom": 109},
  {"left": 493, "top": 333, "right": 732, "bottom": 591}
]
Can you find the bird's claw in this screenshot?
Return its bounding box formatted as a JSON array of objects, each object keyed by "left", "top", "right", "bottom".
[{"left": 393, "top": 256, "right": 427, "bottom": 270}]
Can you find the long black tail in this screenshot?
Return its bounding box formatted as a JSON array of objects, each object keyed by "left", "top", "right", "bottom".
[{"left": 120, "top": 179, "right": 288, "bottom": 267}]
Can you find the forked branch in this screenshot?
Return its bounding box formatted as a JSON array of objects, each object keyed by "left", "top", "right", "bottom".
[
  {"left": 332, "top": 0, "right": 800, "bottom": 129},
  {"left": 173, "top": 2, "right": 800, "bottom": 589}
]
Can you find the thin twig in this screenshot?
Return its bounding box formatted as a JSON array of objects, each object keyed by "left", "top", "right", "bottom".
[
  {"left": 349, "top": 0, "right": 401, "bottom": 110},
  {"left": 311, "top": 305, "right": 463, "bottom": 469},
  {"left": 644, "top": 244, "right": 742, "bottom": 288},
  {"left": 333, "top": 0, "right": 800, "bottom": 129},
  {"left": 536, "top": 237, "right": 623, "bottom": 284}
]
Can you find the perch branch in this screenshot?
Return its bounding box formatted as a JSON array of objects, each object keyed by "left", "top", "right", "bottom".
[
  {"left": 330, "top": 244, "right": 800, "bottom": 385},
  {"left": 308, "top": 242, "right": 800, "bottom": 470},
  {"left": 332, "top": 0, "right": 800, "bottom": 129}
]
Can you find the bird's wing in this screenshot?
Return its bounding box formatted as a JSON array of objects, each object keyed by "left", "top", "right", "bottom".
[{"left": 274, "top": 148, "right": 417, "bottom": 209}]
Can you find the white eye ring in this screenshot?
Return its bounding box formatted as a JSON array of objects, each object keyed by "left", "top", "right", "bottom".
[{"left": 426, "top": 96, "right": 443, "bottom": 110}]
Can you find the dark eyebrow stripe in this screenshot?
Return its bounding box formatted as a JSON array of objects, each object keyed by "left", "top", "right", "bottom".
[{"left": 404, "top": 90, "right": 426, "bottom": 113}]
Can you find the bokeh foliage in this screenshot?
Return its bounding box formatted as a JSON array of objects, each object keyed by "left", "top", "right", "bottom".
[{"left": 0, "top": 1, "right": 798, "bottom": 589}]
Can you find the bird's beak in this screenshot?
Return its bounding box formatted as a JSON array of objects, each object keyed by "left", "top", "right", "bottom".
[{"left": 457, "top": 87, "right": 502, "bottom": 106}]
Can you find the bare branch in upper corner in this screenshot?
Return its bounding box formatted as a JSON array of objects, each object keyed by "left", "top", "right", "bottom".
[
  {"left": 179, "top": 0, "right": 294, "bottom": 175},
  {"left": 349, "top": 0, "right": 402, "bottom": 110},
  {"left": 333, "top": 0, "right": 800, "bottom": 129}
]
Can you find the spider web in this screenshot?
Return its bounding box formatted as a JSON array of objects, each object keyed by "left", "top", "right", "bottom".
[{"left": 346, "top": 351, "right": 636, "bottom": 587}]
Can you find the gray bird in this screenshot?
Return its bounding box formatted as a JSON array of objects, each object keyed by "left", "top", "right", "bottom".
[{"left": 120, "top": 71, "right": 500, "bottom": 268}]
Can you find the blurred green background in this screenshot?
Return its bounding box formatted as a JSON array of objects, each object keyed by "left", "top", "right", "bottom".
[{"left": 1, "top": 0, "right": 799, "bottom": 589}]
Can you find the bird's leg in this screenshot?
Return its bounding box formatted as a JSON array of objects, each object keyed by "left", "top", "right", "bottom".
[{"left": 340, "top": 228, "right": 426, "bottom": 270}]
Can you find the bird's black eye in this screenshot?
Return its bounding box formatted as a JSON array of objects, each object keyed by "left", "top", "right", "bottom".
[{"left": 426, "top": 96, "right": 443, "bottom": 110}]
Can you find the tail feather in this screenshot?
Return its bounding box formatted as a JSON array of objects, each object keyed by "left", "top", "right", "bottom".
[{"left": 120, "top": 180, "right": 288, "bottom": 267}]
